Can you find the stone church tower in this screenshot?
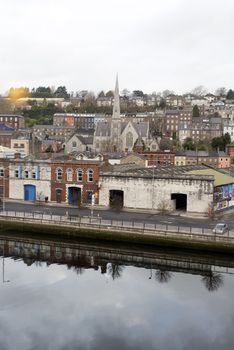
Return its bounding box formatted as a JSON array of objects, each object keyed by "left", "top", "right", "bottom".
[{"left": 110, "top": 75, "right": 122, "bottom": 152}]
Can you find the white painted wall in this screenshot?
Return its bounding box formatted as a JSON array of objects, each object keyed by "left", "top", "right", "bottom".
[
  {"left": 99, "top": 175, "right": 214, "bottom": 213},
  {"left": 9, "top": 179, "right": 51, "bottom": 201}
]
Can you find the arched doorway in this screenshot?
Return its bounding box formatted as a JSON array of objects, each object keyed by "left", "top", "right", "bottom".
[
  {"left": 68, "top": 187, "right": 81, "bottom": 206},
  {"left": 171, "top": 193, "right": 187, "bottom": 211},
  {"left": 109, "top": 190, "right": 124, "bottom": 209},
  {"left": 24, "top": 185, "right": 36, "bottom": 201}
]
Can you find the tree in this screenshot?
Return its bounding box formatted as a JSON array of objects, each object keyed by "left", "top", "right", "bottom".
[
  {"left": 226, "top": 89, "right": 234, "bottom": 100},
  {"left": 8, "top": 87, "right": 30, "bottom": 99},
  {"left": 158, "top": 99, "right": 166, "bottom": 109},
  {"left": 192, "top": 105, "right": 200, "bottom": 118},
  {"left": 0, "top": 98, "right": 14, "bottom": 113},
  {"left": 162, "top": 90, "right": 174, "bottom": 98},
  {"left": 201, "top": 271, "right": 224, "bottom": 292},
  {"left": 159, "top": 138, "right": 173, "bottom": 151},
  {"left": 183, "top": 137, "right": 195, "bottom": 150},
  {"left": 133, "top": 90, "right": 144, "bottom": 97},
  {"left": 211, "top": 133, "right": 231, "bottom": 151},
  {"left": 121, "top": 88, "right": 131, "bottom": 97},
  {"left": 215, "top": 87, "right": 227, "bottom": 96},
  {"left": 106, "top": 90, "right": 114, "bottom": 98},
  {"left": 155, "top": 269, "right": 173, "bottom": 283},
  {"left": 54, "top": 86, "right": 69, "bottom": 99},
  {"left": 107, "top": 263, "right": 124, "bottom": 280},
  {"left": 31, "top": 86, "right": 53, "bottom": 98},
  {"left": 191, "top": 85, "right": 207, "bottom": 96}
]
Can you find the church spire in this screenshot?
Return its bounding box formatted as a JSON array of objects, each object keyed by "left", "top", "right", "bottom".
[{"left": 112, "top": 74, "right": 120, "bottom": 119}]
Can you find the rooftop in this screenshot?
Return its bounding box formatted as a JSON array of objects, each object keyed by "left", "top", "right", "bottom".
[{"left": 186, "top": 168, "right": 234, "bottom": 186}]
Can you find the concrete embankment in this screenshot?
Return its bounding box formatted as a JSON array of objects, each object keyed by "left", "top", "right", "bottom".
[{"left": 1, "top": 215, "right": 234, "bottom": 255}]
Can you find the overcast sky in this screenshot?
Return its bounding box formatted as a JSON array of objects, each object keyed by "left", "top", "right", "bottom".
[{"left": 0, "top": 0, "right": 233, "bottom": 95}]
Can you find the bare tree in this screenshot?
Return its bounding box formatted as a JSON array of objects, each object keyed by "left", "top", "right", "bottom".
[
  {"left": 162, "top": 90, "right": 174, "bottom": 98},
  {"left": 215, "top": 87, "right": 227, "bottom": 97},
  {"left": 191, "top": 85, "right": 207, "bottom": 96},
  {"left": 157, "top": 200, "right": 170, "bottom": 215},
  {"left": 201, "top": 271, "right": 224, "bottom": 292},
  {"left": 107, "top": 263, "right": 124, "bottom": 280},
  {"left": 155, "top": 269, "right": 173, "bottom": 283}
]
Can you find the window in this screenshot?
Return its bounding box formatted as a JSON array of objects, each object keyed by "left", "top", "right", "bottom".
[
  {"left": 77, "top": 169, "right": 83, "bottom": 181},
  {"left": 56, "top": 168, "right": 63, "bottom": 181},
  {"left": 24, "top": 170, "right": 29, "bottom": 179},
  {"left": 72, "top": 141, "right": 77, "bottom": 148},
  {"left": 0, "top": 168, "right": 4, "bottom": 177},
  {"left": 15, "top": 169, "right": 19, "bottom": 178},
  {"left": 32, "top": 170, "right": 36, "bottom": 179},
  {"left": 87, "top": 169, "right": 94, "bottom": 182},
  {"left": 126, "top": 132, "right": 133, "bottom": 148},
  {"left": 66, "top": 168, "right": 73, "bottom": 182}
]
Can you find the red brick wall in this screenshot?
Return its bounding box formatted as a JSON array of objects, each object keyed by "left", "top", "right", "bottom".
[
  {"left": 139, "top": 152, "right": 175, "bottom": 166},
  {"left": 51, "top": 161, "right": 100, "bottom": 204},
  {"left": 0, "top": 159, "right": 10, "bottom": 199}
]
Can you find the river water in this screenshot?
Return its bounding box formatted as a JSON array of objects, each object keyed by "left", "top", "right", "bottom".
[{"left": 0, "top": 235, "right": 234, "bottom": 350}]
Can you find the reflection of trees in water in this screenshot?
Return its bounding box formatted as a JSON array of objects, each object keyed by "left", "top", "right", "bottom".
[
  {"left": 201, "top": 271, "right": 224, "bottom": 292},
  {"left": 155, "top": 269, "right": 173, "bottom": 283},
  {"left": 107, "top": 263, "right": 124, "bottom": 280},
  {"left": 71, "top": 266, "right": 84, "bottom": 275}
]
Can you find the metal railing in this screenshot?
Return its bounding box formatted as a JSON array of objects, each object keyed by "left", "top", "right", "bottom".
[{"left": 0, "top": 210, "right": 234, "bottom": 243}]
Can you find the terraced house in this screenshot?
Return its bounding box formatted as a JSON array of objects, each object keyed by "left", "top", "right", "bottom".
[{"left": 51, "top": 155, "right": 100, "bottom": 205}]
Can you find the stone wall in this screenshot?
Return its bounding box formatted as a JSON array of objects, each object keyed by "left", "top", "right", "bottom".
[{"left": 99, "top": 174, "right": 214, "bottom": 213}]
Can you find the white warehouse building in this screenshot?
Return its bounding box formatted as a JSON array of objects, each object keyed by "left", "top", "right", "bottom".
[{"left": 98, "top": 166, "right": 214, "bottom": 214}]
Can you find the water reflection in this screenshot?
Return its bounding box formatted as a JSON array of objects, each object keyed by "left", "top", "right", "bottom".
[
  {"left": 201, "top": 271, "right": 224, "bottom": 292},
  {"left": 0, "top": 235, "right": 233, "bottom": 292},
  {"left": 0, "top": 235, "right": 234, "bottom": 350},
  {"left": 155, "top": 269, "right": 173, "bottom": 284}
]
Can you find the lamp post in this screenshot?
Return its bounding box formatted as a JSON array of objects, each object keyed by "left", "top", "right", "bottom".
[{"left": 2, "top": 242, "right": 10, "bottom": 283}]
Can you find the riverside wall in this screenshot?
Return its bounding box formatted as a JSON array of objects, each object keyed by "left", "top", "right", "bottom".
[{"left": 1, "top": 213, "right": 234, "bottom": 254}]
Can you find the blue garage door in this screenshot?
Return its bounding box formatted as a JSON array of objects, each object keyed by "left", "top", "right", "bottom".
[{"left": 24, "top": 185, "right": 36, "bottom": 201}]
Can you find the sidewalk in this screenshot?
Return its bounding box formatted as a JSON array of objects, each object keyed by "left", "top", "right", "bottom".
[{"left": 5, "top": 198, "right": 209, "bottom": 219}]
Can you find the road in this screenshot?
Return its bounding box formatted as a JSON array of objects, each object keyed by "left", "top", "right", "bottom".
[{"left": 3, "top": 201, "right": 234, "bottom": 229}]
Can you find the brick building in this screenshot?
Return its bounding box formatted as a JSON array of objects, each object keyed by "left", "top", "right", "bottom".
[
  {"left": 227, "top": 144, "right": 234, "bottom": 164},
  {"left": 51, "top": 157, "right": 100, "bottom": 205},
  {"left": 139, "top": 151, "right": 175, "bottom": 166},
  {"left": 0, "top": 124, "right": 15, "bottom": 147},
  {"left": 0, "top": 159, "right": 10, "bottom": 207},
  {"left": 0, "top": 114, "right": 25, "bottom": 129}
]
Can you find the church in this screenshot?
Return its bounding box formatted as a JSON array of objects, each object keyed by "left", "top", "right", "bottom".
[{"left": 93, "top": 76, "right": 157, "bottom": 153}]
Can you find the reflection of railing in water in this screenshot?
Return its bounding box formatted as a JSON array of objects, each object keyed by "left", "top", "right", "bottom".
[{"left": 1, "top": 236, "right": 234, "bottom": 278}]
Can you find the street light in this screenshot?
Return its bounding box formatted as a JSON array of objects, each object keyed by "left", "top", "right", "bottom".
[{"left": 2, "top": 242, "right": 10, "bottom": 283}]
